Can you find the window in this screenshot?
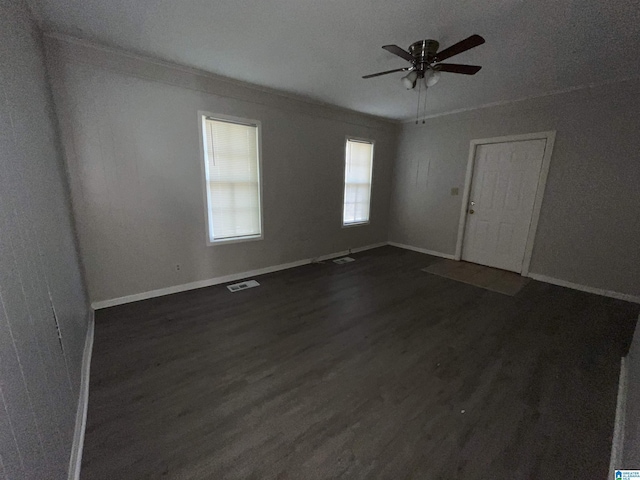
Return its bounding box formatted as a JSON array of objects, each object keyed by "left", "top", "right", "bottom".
[
  {"left": 200, "top": 114, "right": 262, "bottom": 244},
  {"left": 343, "top": 138, "right": 374, "bottom": 226}
]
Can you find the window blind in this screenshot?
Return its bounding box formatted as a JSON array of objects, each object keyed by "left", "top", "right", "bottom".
[
  {"left": 203, "top": 117, "right": 261, "bottom": 241},
  {"left": 343, "top": 139, "right": 374, "bottom": 225}
]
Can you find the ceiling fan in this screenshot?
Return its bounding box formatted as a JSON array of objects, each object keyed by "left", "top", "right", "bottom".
[{"left": 363, "top": 34, "right": 485, "bottom": 89}]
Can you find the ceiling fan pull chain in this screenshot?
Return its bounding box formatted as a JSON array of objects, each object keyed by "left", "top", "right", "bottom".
[
  {"left": 422, "top": 85, "right": 429, "bottom": 124},
  {"left": 415, "top": 80, "right": 422, "bottom": 124}
]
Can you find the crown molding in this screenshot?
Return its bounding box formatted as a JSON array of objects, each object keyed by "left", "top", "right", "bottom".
[
  {"left": 43, "top": 32, "right": 639, "bottom": 128},
  {"left": 402, "top": 75, "right": 640, "bottom": 123},
  {"left": 43, "top": 31, "right": 400, "bottom": 130}
]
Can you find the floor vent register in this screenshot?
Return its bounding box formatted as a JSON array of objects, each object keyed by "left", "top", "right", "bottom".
[{"left": 227, "top": 280, "right": 260, "bottom": 292}]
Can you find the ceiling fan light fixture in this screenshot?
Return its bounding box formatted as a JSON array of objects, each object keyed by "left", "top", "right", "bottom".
[
  {"left": 401, "top": 70, "right": 418, "bottom": 89},
  {"left": 425, "top": 70, "right": 440, "bottom": 87}
]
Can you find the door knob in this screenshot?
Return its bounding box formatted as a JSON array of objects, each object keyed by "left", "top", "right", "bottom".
[{"left": 469, "top": 209, "right": 475, "bottom": 214}]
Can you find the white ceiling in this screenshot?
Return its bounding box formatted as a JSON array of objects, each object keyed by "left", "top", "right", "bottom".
[{"left": 32, "top": 0, "right": 640, "bottom": 121}]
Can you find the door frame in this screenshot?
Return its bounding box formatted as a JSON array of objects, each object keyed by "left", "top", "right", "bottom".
[{"left": 454, "top": 131, "right": 556, "bottom": 276}]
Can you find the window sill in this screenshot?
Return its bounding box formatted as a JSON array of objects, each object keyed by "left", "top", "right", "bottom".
[
  {"left": 342, "top": 221, "right": 370, "bottom": 228},
  {"left": 207, "top": 234, "right": 263, "bottom": 246}
]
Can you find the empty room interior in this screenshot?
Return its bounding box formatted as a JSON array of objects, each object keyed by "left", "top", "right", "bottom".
[{"left": 2, "top": 0, "right": 640, "bottom": 478}]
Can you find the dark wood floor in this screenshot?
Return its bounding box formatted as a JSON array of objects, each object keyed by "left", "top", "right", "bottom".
[{"left": 83, "top": 246, "right": 639, "bottom": 479}]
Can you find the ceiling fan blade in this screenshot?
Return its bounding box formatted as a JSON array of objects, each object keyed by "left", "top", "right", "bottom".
[
  {"left": 382, "top": 45, "right": 414, "bottom": 62},
  {"left": 434, "top": 63, "right": 482, "bottom": 75},
  {"left": 362, "top": 68, "right": 409, "bottom": 79},
  {"left": 435, "top": 35, "right": 485, "bottom": 62}
]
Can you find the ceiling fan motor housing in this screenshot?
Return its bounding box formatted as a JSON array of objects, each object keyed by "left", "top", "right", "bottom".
[
  {"left": 409, "top": 40, "right": 439, "bottom": 73},
  {"left": 362, "top": 35, "right": 484, "bottom": 80}
]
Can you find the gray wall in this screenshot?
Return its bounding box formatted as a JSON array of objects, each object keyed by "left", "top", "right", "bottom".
[
  {"left": 623, "top": 315, "right": 640, "bottom": 467},
  {"left": 46, "top": 36, "right": 399, "bottom": 305},
  {"left": 389, "top": 80, "right": 640, "bottom": 297},
  {"left": 0, "top": 1, "right": 90, "bottom": 478}
]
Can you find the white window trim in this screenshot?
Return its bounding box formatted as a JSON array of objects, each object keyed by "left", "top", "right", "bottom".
[
  {"left": 197, "top": 111, "right": 264, "bottom": 246},
  {"left": 342, "top": 136, "right": 374, "bottom": 228}
]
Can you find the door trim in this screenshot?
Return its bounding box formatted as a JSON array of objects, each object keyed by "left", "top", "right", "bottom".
[{"left": 454, "top": 131, "right": 556, "bottom": 276}]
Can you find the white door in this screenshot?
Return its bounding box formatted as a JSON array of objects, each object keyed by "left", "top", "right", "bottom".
[{"left": 462, "top": 139, "right": 547, "bottom": 273}]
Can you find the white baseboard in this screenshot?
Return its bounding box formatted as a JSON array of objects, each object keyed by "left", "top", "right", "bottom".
[
  {"left": 68, "top": 311, "right": 95, "bottom": 480},
  {"left": 351, "top": 242, "right": 388, "bottom": 254},
  {"left": 385, "top": 243, "right": 640, "bottom": 304},
  {"left": 387, "top": 241, "right": 456, "bottom": 260},
  {"left": 527, "top": 273, "right": 640, "bottom": 304},
  {"left": 313, "top": 242, "right": 388, "bottom": 262},
  {"left": 92, "top": 258, "right": 308, "bottom": 309},
  {"left": 91, "top": 242, "right": 388, "bottom": 309},
  {"left": 609, "top": 357, "right": 628, "bottom": 477},
  {"left": 315, "top": 250, "right": 350, "bottom": 262}
]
